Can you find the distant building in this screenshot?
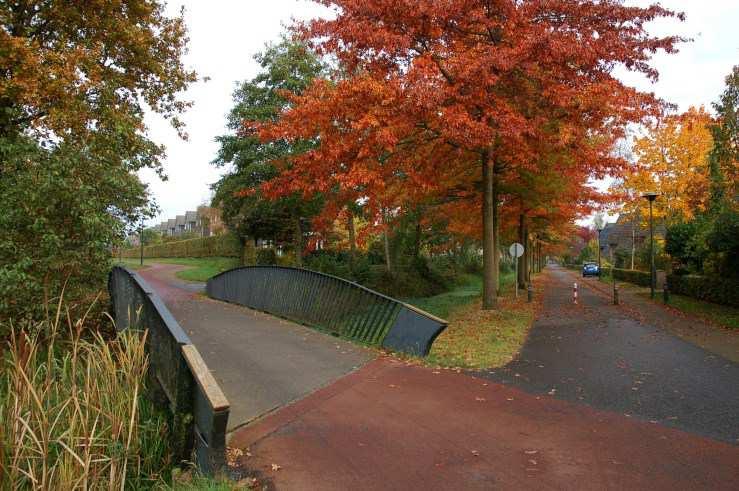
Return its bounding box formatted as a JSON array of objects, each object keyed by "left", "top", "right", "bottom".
[
  {"left": 154, "top": 206, "right": 226, "bottom": 238},
  {"left": 599, "top": 213, "right": 665, "bottom": 267}
]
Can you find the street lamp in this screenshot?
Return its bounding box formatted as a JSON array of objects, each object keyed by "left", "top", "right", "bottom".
[
  {"left": 139, "top": 222, "right": 145, "bottom": 267},
  {"left": 642, "top": 192, "right": 659, "bottom": 299}
]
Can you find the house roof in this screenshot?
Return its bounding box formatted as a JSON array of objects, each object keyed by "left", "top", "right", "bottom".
[{"left": 175, "top": 215, "right": 186, "bottom": 226}]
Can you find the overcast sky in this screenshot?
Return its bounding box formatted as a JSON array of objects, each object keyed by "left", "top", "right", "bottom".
[{"left": 141, "top": 0, "right": 739, "bottom": 225}]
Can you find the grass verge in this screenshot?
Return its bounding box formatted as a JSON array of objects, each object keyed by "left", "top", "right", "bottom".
[
  {"left": 406, "top": 272, "right": 536, "bottom": 369},
  {"left": 403, "top": 274, "right": 482, "bottom": 319},
  {"left": 118, "top": 257, "right": 240, "bottom": 282},
  {"left": 636, "top": 291, "right": 739, "bottom": 329},
  {"left": 597, "top": 273, "right": 739, "bottom": 330}
]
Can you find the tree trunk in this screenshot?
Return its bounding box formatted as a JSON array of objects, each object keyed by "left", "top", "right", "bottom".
[
  {"left": 631, "top": 219, "right": 636, "bottom": 270},
  {"left": 383, "top": 230, "right": 392, "bottom": 273},
  {"left": 493, "top": 173, "right": 500, "bottom": 297},
  {"left": 241, "top": 236, "right": 256, "bottom": 266},
  {"left": 526, "top": 233, "right": 532, "bottom": 283},
  {"left": 293, "top": 216, "right": 303, "bottom": 267},
  {"left": 482, "top": 151, "right": 497, "bottom": 309},
  {"left": 383, "top": 209, "right": 392, "bottom": 273},
  {"left": 413, "top": 217, "right": 422, "bottom": 259},
  {"left": 518, "top": 214, "right": 527, "bottom": 288},
  {"left": 347, "top": 212, "right": 357, "bottom": 270}
]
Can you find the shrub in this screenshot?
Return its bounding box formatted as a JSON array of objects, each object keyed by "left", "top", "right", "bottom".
[
  {"left": 256, "top": 247, "right": 277, "bottom": 265},
  {"left": 0, "top": 137, "right": 150, "bottom": 322},
  {"left": 667, "top": 274, "right": 739, "bottom": 307},
  {"left": 612, "top": 268, "right": 652, "bottom": 287},
  {"left": 121, "top": 233, "right": 241, "bottom": 259}
]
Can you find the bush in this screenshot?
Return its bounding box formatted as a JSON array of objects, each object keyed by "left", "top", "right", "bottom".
[
  {"left": 121, "top": 233, "right": 241, "bottom": 259},
  {"left": 612, "top": 268, "right": 652, "bottom": 287},
  {"left": 303, "top": 250, "right": 450, "bottom": 298},
  {"left": 256, "top": 247, "right": 277, "bottom": 265},
  {"left": 667, "top": 274, "right": 739, "bottom": 307},
  {"left": 0, "top": 137, "right": 150, "bottom": 322}
]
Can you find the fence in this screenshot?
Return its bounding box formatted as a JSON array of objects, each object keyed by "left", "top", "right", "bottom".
[
  {"left": 206, "top": 266, "right": 447, "bottom": 356},
  {"left": 108, "top": 267, "right": 229, "bottom": 474}
]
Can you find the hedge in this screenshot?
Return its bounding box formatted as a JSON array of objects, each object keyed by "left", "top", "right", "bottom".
[
  {"left": 121, "top": 233, "right": 241, "bottom": 259},
  {"left": 612, "top": 268, "right": 652, "bottom": 287},
  {"left": 667, "top": 274, "right": 739, "bottom": 308}
]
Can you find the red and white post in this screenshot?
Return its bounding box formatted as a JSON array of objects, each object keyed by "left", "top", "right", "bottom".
[{"left": 573, "top": 282, "right": 578, "bottom": 304}]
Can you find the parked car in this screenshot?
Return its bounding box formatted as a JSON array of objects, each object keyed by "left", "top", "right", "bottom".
[{"left": 582, "top": 262, "right": 600, "bottom": 277}]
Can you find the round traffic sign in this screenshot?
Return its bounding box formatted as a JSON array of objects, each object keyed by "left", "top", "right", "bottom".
[{"left": 509, "top": 242, "right": 524, "bottom": 258}]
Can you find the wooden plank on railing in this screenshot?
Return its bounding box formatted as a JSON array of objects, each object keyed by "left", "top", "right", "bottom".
[{"left": 182, "top": 344, "right": 229, "bottom": 411}]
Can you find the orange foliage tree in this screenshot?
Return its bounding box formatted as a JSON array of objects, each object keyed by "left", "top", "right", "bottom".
[
  {"left": 256, "top": 0, "right": 683, "bottom": 309},
  {"left": 614, "top": 107, "right": 715, "bottom": 224}
]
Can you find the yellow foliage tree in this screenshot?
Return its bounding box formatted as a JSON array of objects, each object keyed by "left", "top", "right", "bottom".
[{"left": 615, "top": 107, "right": 714, "bottom": 224}]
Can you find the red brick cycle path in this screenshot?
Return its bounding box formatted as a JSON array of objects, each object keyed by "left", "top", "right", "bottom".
[{"left": 231, "top": 355, "right": 737, "bottom": 490}]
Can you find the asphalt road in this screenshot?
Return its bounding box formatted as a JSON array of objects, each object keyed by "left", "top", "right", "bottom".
[
  {"left": 137, "top": 263, "right": 374, "bottom": 431},
  {"left": 478, "top": 265, "right": 739, "bottom": 444}
]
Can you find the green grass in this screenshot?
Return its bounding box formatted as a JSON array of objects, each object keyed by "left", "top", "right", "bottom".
[
  {"left": 405, "top": 271, "right": 536, "bottom": 369},
  {"left": 117, "top": 257, "right": 240, "bottom": 282},
  {"left": 637, "top": 291, "right": 739, "bottom": 329},
  {"left": 403, "top": 274, "right": 483, "bottom": 319}
]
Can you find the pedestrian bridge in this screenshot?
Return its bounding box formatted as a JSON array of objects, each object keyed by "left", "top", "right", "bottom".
[{"left": 107, "top": 264, "right": 447, "bottom": 475}]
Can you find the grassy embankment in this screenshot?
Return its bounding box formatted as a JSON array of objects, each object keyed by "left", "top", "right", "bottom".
[
  {"left": 597, "top": 271, "right": 739, "bottom": 329},
  {"left": 405, "top": 272, "right": 536, "bottom": 369}
]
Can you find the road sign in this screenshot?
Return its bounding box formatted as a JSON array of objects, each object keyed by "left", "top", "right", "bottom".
[
  {"left": 509, "top": 242, "right": 524, "bottom": 258},
  {"left": 510, "top": 242, "right": 524, "bottom": 298}
]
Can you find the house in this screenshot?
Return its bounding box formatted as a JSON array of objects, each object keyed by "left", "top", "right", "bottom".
[
  {"left": 151, "top": 206, "right": 226, "bottom": 238},
  {"left": 599, "top": 213, "right": 665, "bottom": 267}
]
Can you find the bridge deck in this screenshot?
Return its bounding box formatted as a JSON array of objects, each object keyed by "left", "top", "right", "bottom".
[{"left": 137, "top": 263, "right": 374, "bottom": 431}]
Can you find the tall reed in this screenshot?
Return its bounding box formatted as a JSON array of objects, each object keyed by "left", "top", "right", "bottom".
[{"left": 0, "top": 305, "right": 170, "bottom": 490}]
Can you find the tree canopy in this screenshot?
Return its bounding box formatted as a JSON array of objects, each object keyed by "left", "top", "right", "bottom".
[
  {"left": 255, "top": 0, "right": 684, "bottom": 309},
  {"left": 0, "top": 1, "right": 195, "bottom": 321},
  {"left": 212, "top": 38, "right": 325, "bottom": 262}
]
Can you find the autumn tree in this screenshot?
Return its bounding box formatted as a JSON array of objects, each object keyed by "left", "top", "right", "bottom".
[
  {"left": 614, "top": 107, "right": 714, "bottom": 224},
  {"left": 212, "top": 38, "right": 324, "bottom": 265},
  {"left": 257, "top": 0, "right": 682, "bottom": 309},
  {"left": 666, "top": 66, "right": 739, "bottom": 278},
  {"left": 0, "top": 1, "right": 195, "bottom": 320}
]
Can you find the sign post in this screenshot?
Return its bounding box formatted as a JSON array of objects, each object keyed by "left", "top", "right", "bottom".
[{"left": 509, "top": 242, "right": 524, "bottom": 298}]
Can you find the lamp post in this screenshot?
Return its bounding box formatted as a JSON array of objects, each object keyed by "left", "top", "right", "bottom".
[
  {"left": 642, "top": 192, "right": 659, "bottom": 299},
  {"left": 139, "top": 222, "right": 145, "bottom": 267}
]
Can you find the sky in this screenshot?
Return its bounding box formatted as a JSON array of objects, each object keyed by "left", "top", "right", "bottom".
[{"left": 141, "top": 0, "right": 739, "bottom": 226}]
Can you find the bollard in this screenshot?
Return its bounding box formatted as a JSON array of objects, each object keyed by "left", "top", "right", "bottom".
[
  {"left": 663, "top": 282, "right": 669, "bottom": 304},
  {"left": 527, "top": 283, "right": 533, "bottom": 303},
  {"left": 573, "top": 283, "right": 578, "bottom": 304},
  {"left": 613, "top": 283, "right": 619, "bottom": 305}
]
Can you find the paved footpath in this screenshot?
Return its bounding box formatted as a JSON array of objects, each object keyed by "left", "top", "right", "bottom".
[
  {"left": 137, "top": 263, "right": 373, "bottom": 430},
  {"left": 478, "top": 265, "right": 739, "bottom": 444}
]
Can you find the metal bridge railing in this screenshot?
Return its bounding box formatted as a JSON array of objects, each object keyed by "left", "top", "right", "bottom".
[
  {"left": 207, "top": 266, "right": 447, "bottom": 356},
  {"left": 108, "top": 266, "right": 229, "bottom": 474}
]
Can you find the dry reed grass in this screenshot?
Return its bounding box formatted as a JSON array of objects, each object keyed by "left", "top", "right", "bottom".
[{"left": 0, "top": 299, "right": 170, "bottom": 490}]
